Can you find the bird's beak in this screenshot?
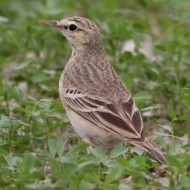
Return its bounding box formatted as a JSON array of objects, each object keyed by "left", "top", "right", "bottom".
[{"left": 39, "top": 20, "right": 60, "bottom": 29}]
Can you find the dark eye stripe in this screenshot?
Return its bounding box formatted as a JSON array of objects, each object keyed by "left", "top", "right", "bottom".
[{"left": 77, "top": 28, "right": 83, "bottom": 32}]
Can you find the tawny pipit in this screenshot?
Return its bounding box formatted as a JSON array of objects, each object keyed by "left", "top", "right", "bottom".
[{"left": 40, "top": 17, "right": 167, "bottom": 165}]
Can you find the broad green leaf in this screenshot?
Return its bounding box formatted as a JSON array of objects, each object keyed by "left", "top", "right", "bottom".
[
  {"left": 155, "top": 132, "right": 171, "bottom": 137},
  {"left": 159, "top": 124, "right": 173, "bottom": 133},
  {"left": 116, "top": 157, "right": 130, "bottom": 168},
  {"left": 22, "top": 153, "right": 35, "bottom": 174},
  {"left": 14, "top": 59, "right": 34, "bottom": 70},
  {"left": 4, "top": 155, "right": 22, "bottom": 166},
  {"left": 90, "top": 147, "right": 107, "bottom": 161},
  {"left": 104, "top": 168, "right": 122, "bottom": 184},
  {"left": 167, "top": 155, "right": 181, "bottom": 169},
  {"left": 134, "top": 91, "right": 151, "bottom": 100},
  {"left": 31, "top": 74, "right": 50, "bottom": 83},
  {"left": 109, "top": 146, "right": 128, "bottom": 159},
  {"left": 48, "top": 137, "right": 65, "bottom": 157},
  {"left": 180, "top": 174, "right": 190, "bottom": 187},
  {"left": 120, "top": 74, "right": 132, "bottom": 91},
  {"left": 48, "top": 158, "right": 62, "bottom": 179}
]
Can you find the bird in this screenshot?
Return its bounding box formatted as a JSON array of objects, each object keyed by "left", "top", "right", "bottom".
[{"left": 40, "top": 16, "right": 167, "bottom": 165}]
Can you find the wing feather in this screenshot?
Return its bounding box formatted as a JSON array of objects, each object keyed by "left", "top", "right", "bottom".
[{"left": 63, "top": 89, "right": 143, "bottom": 140}]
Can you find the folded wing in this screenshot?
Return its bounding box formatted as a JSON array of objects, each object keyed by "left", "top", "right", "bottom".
[{"left": 63, "top": 88, "right": 144, "bottom": 141}]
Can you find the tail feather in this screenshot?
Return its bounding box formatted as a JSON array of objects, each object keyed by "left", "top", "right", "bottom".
[{"left": 131, "top": 141, "right": 168, "bottom": 165}]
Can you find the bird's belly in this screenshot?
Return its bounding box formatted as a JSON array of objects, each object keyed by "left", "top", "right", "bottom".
[{"left": 65, "top": 107, "right": 123, "bottom": 148}]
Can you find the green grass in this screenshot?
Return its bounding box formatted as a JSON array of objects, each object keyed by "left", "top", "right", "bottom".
[{"left": 1, "top": 0, "right": 190, "bottom": 189}]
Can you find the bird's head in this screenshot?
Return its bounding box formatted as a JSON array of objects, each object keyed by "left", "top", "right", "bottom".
[{"left": 40, "top": 16, "right": 103, "bottom": 51}]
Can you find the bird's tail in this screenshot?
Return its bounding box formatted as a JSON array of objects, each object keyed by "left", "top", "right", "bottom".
[{"left": 130, "top": 140, "right": 168, "bottom": 165}]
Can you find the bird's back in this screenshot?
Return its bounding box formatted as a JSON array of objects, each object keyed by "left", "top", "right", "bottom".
[{"left": 61, "top": 52, "right": 130, "bottom": 104}]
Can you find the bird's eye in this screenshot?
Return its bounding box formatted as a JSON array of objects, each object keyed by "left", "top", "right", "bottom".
[{"left": 68, "top": 24, "right": 77, "bottom": 31}]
